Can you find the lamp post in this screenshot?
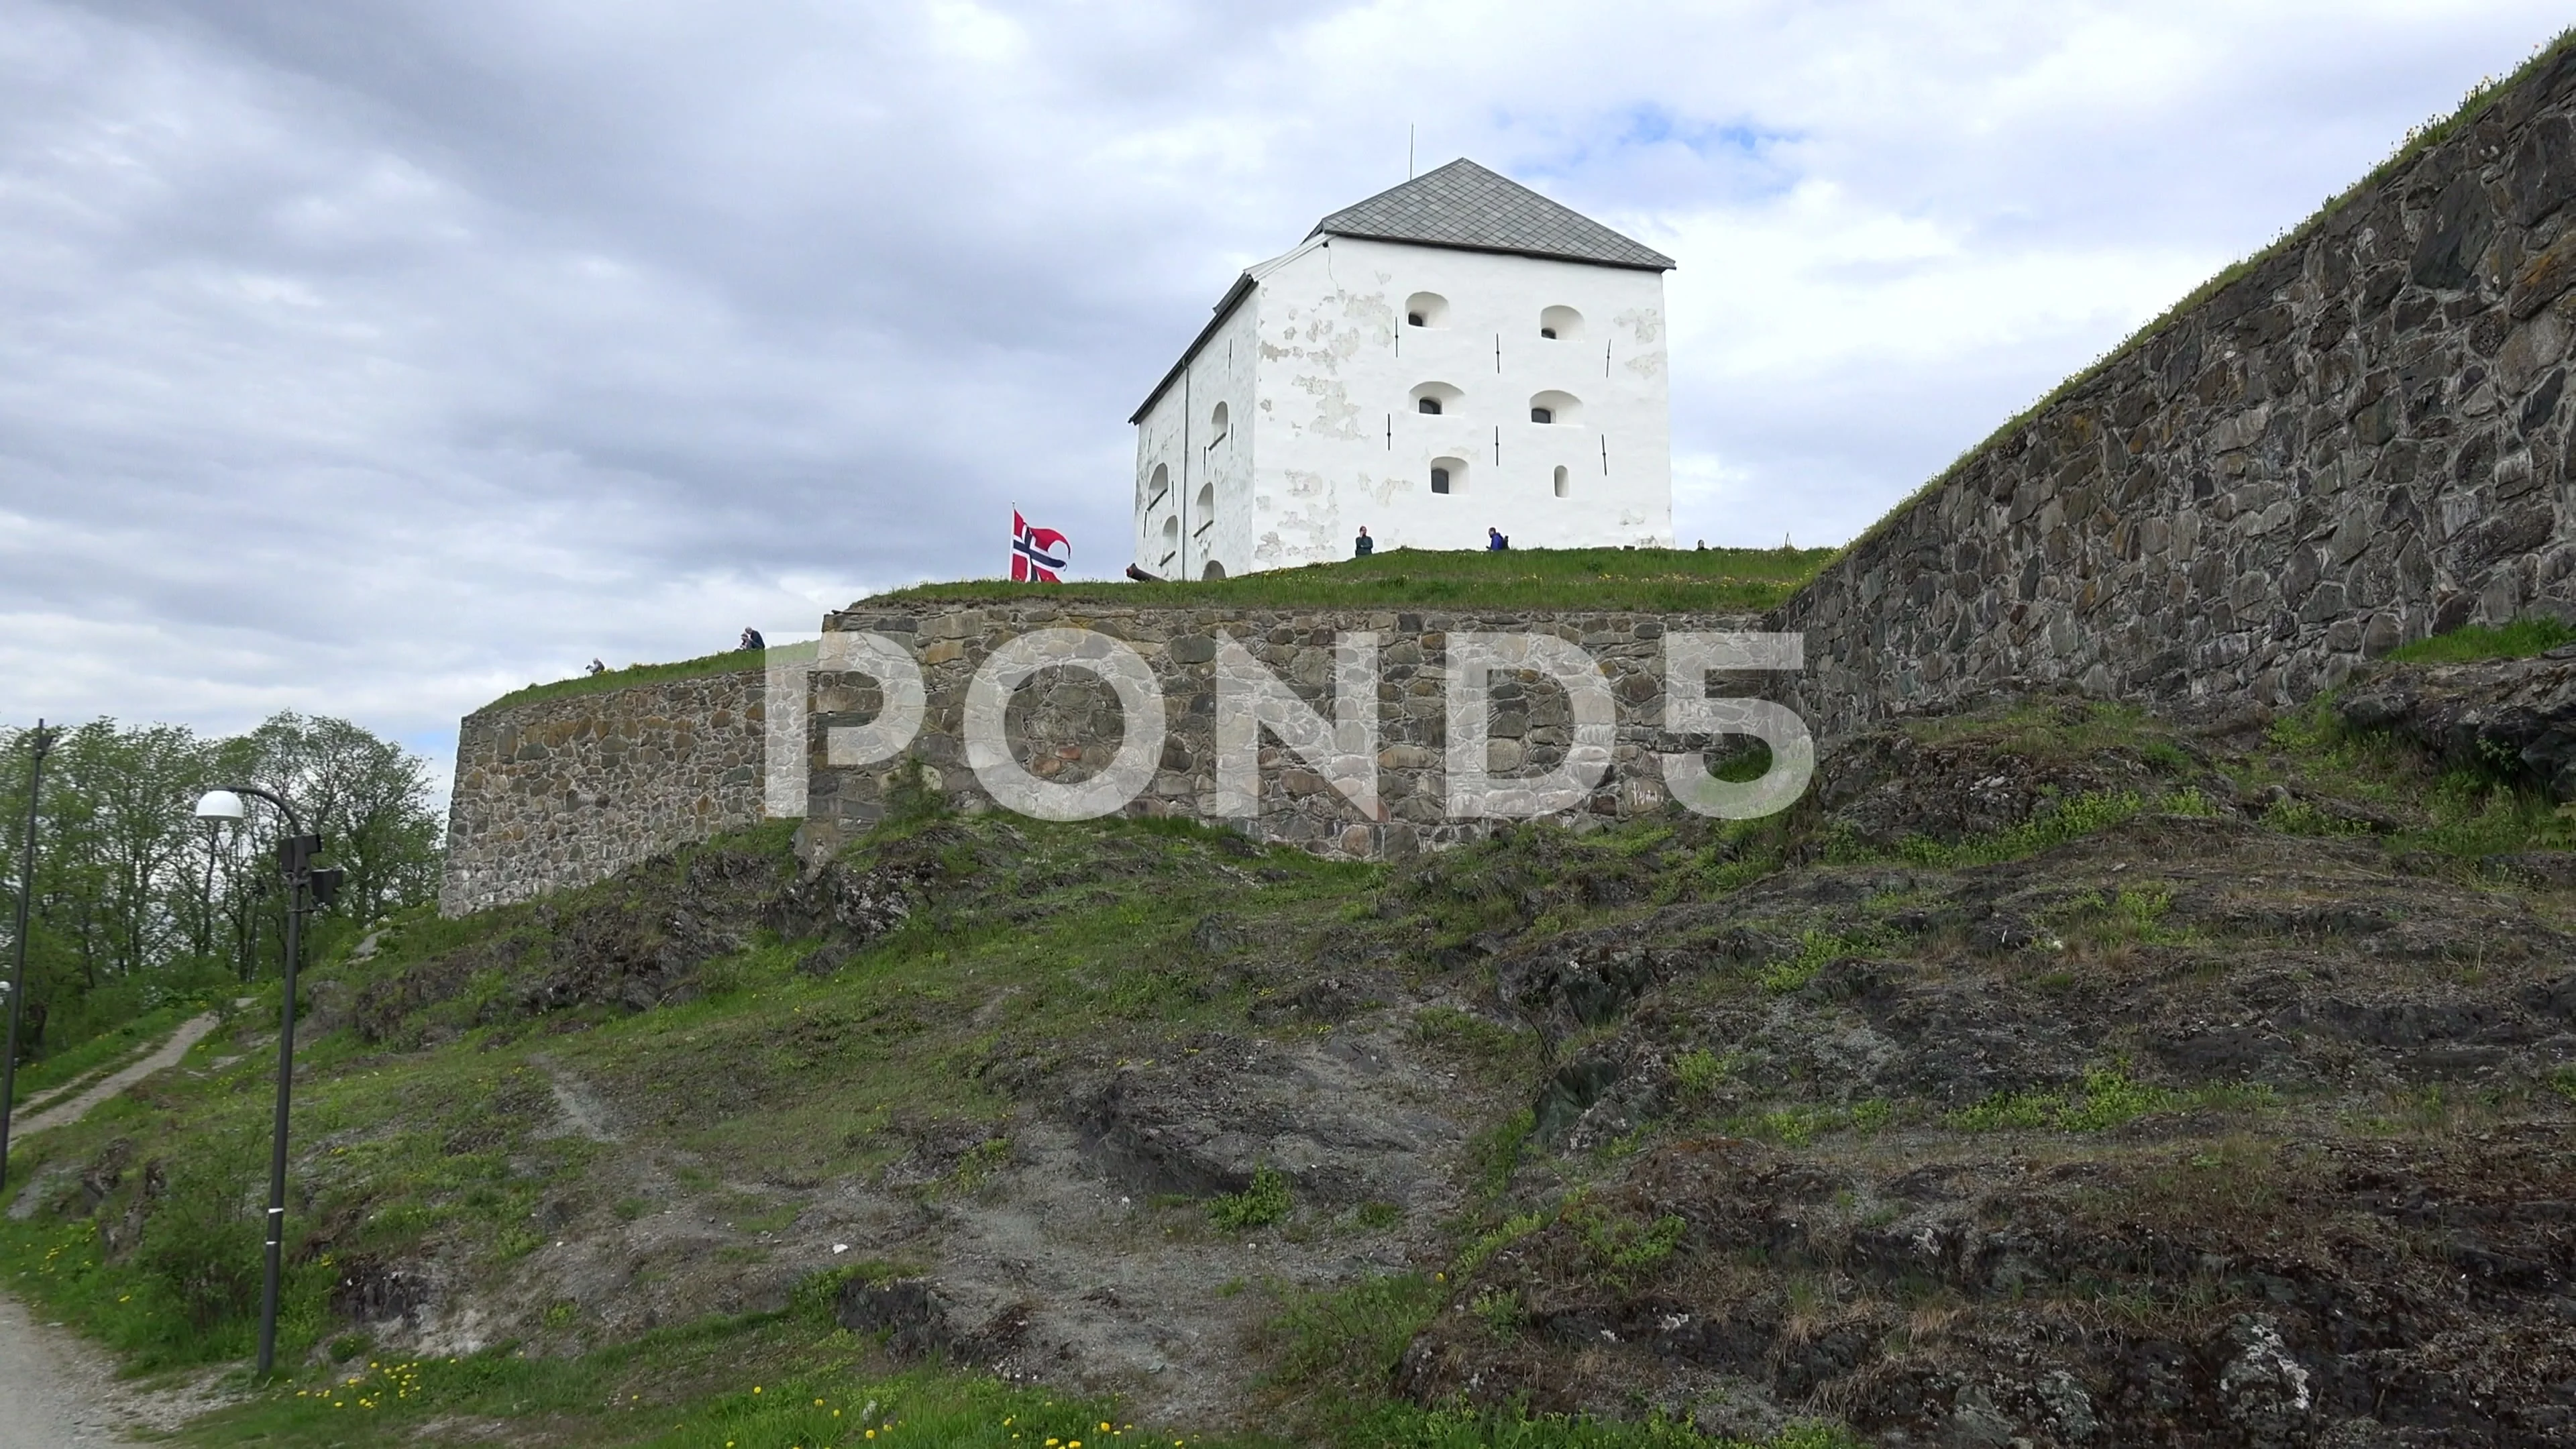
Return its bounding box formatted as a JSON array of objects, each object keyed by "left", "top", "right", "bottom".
[
  {"left": 0, "top": 720, "right": 58, "bottom": 1193},
  {"left": 193, "top": 786, "right": 341, "bottom": 1379}
]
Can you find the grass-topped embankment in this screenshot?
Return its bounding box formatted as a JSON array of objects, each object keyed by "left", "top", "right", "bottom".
[
  {"left": 475, "top": 648, "right": 767, "bottom": 716},
  {"left": 866, "top": 545, "right": 1834, "bottom": 614},
  {"left": 466, "top": 547, "right": 1831, "bottom": 718},
  {"left": 17, "top": 687, "right": 2576, "bottom": 1442},
  {"left": 2383, "top": 615, "right": 2576, "bottom": 664}
]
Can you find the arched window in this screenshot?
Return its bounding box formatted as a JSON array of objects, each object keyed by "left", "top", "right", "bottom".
[
  {"left": 1405, "top": 291, "right": 1449, "bottom": 328},
  {"left": 1201, "top": 560, "right": 1227, "bottom": 580},
  {"left": 1540, "top": 305, "right": 1582, "bottom": 341},
  {"left": 1208, "top": 400, "right": 1230, "bottom": 443},
  {"left": 1195, "top": 481, "right": 1215, "bottom": 529},
  {"left": 1552, "top": 465, "right": 1569, "bottom": 498},
  {"left": 1430, "top": 455, "right": 1466, "bottom": 495},
  {"left": 1409, "top": 381, "right": 1462, "bottom": 415},
  {"left": 1528, "top": 390, "right": 1582, "bottom": 425},
  {"left": 1144, "top": 462, "right": 1169, "bottom": 511},
  {"left": 1159, "top": 513, "right": 1180, "bottom": 565}
]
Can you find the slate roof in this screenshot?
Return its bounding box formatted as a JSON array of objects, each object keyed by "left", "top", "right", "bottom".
[
  {"left": 1133, "top": 162, "right": 1673, "bottom": 421},
  {"left": 1307, "top": 158, "right": 1675, "bottom": 272}
]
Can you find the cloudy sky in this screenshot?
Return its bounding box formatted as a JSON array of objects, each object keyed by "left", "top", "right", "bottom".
[{"left": 2, "top": 0, "right": 2569, "bottom": 790}]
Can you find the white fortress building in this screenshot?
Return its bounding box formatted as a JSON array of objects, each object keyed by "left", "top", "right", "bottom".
[{"left": 1130, "top": 159, "right": 1676, "bottom": 579}]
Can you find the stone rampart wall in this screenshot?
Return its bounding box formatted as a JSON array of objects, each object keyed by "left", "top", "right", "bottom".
[
  {"left": 439, "top": 667, "right": 766, "bottom": 915},
  {"left": 1780, "top": 50, "right": 2576, "bottom": 738},
  {"left": 794, "top": 602, "right": 1766, "bottom": 859}
]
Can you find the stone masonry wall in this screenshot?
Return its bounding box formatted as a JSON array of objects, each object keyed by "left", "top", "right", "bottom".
[
  {"left": 796, "top": 602, "right": 1766, "bottom": 860},
  {"left": 1780, "top": 49, "right": 2576, "bottom": 739},
  {"left": 439, "top": 667, "right": 766, "bottom": 915}
]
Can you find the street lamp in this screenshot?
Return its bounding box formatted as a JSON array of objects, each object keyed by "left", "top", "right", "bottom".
[
  {"left": 0, "top": 720, "right": 58, "bottom": 1195},
  {"left": 193, "top": 786, "right": 342, "bottom": 1379}
]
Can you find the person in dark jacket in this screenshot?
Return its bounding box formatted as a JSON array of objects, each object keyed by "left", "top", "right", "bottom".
[
  {"left": 1487, "top": 527, "right": 1508, "bottom": 551},
  {"left": 739, "top": 627, "right": 765, "bottom": 651},
  {"left": 1354, "top": 526, "right": 1374, "bottom": 557}
]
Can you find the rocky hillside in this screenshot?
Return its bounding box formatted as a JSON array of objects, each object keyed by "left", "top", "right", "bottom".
[{"left": 5, "top": 645, "right": 2575, "bottom": 1448}]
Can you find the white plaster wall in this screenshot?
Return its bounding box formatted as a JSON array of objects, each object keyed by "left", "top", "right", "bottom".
[
  {"left": 1244, "top": 235, "right": 1670, "bottom": 570},
  {"left": 1133, "top": 297, "right": 1260, "bottom": 578}
]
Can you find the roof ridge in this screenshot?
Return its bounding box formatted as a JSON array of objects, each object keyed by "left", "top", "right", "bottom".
[{"left": 1306, "top": 158, "right": 1675, "bottom": 272}]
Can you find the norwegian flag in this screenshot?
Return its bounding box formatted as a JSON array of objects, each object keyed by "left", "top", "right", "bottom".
[{"left": 1011, "top": 510, "right": 1070, "bottom": 582}]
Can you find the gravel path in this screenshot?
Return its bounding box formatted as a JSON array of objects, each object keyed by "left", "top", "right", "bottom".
[
  {"left": 0, "top": 1012, "right": 235, "bottom": 1445},
  {"left": 11, "top": 1012, "right": 220, "bottom": 1137},
  {"left": 0, "top": 1294, "right": 141, "bottom": 1446}
]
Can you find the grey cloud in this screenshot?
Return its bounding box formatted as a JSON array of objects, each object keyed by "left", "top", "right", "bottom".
[{"left": 1, "top": 0, "right": 2569, "bottom": 792}]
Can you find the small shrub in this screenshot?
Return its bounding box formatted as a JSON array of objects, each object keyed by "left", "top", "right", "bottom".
[
  {"left": 133, "top": 1152, "right": 264, "bottom": 1333},
  {"left": 2263, "top": 796, "right": 2370, "bottom": 837},
  {"left": 1758, "top": 927, "right": 1878, "bottom": 994},
  {"left": 1458, "top": 1210, "right": 1548, "bottom": 1275},
  {"left": 1896, "top": 790, "right": 2147, "bottom": 867},
  {"left": 1209, "top": 1167, "right": 1292, "bottom": 1230},
  {"left": 1264, "top": 1273, "right": 1441, "bottom": 1397},
  {"left": 1949, "top": 1067, "right": 2177, "bottom": 1133},
  {"left": 1469, "top": 1287, "right": 1524, "bottom": 1338},
  {"left": 1671, "top": 1048, "right": 1733, "bottom": 1102}
]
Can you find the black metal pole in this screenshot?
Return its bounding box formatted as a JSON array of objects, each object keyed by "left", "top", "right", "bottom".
[
  {"left": 258, "top": 869, "right": 303, "bottom": 1378},
  {"left": 203, "top": 782, "right": 305, "bottom": 1381},
  {"left": 0, "top": 721, "right": 54, "bottom": 1193}
]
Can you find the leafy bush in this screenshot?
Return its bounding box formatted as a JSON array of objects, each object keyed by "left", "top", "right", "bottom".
[
  {"left": 1208, "top": 1166, "right": 1291, "bottom": 1230},
  {"left": 135, "top": 1148, "right": 265, "bottom": 1332}
]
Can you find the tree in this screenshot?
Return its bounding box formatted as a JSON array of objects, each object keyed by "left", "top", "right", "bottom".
[{"left": 0, "top": 711, "right": 444, "bottom": 1062}]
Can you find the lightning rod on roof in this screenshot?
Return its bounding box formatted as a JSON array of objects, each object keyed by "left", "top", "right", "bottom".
[{"left": 1408, "top": 124, "right": 1415, "bottom": 180}]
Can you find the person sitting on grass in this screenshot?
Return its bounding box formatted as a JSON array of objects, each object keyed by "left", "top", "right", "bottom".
[
  {"left": 1487, "top": 527, "right": 1509, "bottom": 551},
  {"left": 738, "top": 627, "right": 765, "bottom": 651},
  {"left": 1354, "top": 525, "right": 1374, "bottom": 557}
]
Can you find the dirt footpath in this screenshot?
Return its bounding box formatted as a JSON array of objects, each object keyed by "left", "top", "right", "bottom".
[
  {"left": 11, "top": 1012, "right": 221, "bottom": 1137},
  {"left": 0, "top": 1295, "right": 140, "bottom": 1447}
]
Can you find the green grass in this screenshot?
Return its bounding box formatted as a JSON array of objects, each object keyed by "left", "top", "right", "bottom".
[
  {"left": 2385, "top": 616, "right": 2576, "bottom": 665},
  {"left": 1755, "top": 926, "right": 1886, "bottom": 994},
  {"left": 1943, "top": 1067, "right": 2273, "bottom": 1134},
  {"left": 474, "top": 648, "right": 765, "bottom": 715},
  {"left": 866, "top": 545, "right": 1833, "bottom": 614},
  {"left": 1209, "top": 1167, "right": 1293, "bottom": 1230},
  {"left": 2263, "top": 699, "right": 2576, "bottom": 858},
  {"left": 1876, "top": 789, "right": 2153, "bottom": 869},
  {"left": 3, "top": 1001, "right": 200, "bottom": 1108}
]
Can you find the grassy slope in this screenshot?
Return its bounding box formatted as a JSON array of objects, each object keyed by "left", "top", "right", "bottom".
[
  {"left": 859, "top": 546, "right": 1831, "bottom": 615},
  {"left": 477, "top": 649, "right": 767, "bottom": 715},
  {"left": 7, "top": 684, "right": 2572, "bottom": 1444},
  {"left": 0, "top": 813, "right": 1837, "bottom": 1447}
]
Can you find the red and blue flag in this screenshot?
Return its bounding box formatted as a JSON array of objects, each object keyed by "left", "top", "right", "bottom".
[{"left": 1012, "top": 511, "right": 1069, "bottom": 582}]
